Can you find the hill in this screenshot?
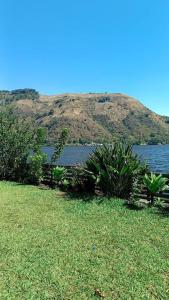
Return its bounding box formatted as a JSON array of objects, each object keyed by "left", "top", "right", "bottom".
[{"left": 1, "top": 89, "right": 169, "bottom": 144}]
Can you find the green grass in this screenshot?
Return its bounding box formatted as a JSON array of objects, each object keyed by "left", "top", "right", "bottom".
[{"left": 0, "top": 182, "right": 169, "bottom": 299}]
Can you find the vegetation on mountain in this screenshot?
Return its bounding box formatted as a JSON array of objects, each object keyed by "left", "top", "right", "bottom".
[
  {"left": 0, "top": 89, "right": 169, "bottom": 144},
  {"left": 0, "top": 88, "right": 39, "bottom": 104}
]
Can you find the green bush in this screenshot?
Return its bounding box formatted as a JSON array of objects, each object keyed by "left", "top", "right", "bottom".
[
  {"left": 85, "top": 142, "right": 147, "bottom": 198},
  {"left": 28, "top": 127, "right": 47, "bottom": 185},
  {"left": 70, "top": 167, "right": 96, "bottom": 193},
  {"left": 61, "top": 179, "right": 70, "bottom": 191},
  {"left": 143, "top": 173, "right": 169, "bottom": 205},
  {"left": 0, "top": 108, "right": 36, "bottom": 180},
  {"left": 29, "top": 153, "right": 47, "bottom": 185},
  {"left": 52, "top": 166, "right": 67, "bottom": 185}
]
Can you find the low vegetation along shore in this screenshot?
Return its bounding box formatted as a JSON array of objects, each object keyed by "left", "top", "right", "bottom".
[
  {"left": 1, "top": 107, "right": 169, "bottom": 299},
  {"left": 0, "top": 181, "right": 169, "bottom": 299}
]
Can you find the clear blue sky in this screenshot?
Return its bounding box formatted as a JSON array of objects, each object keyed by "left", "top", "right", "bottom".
[{"left": 1, "top": 0, "right": 169, "bottom": 115}]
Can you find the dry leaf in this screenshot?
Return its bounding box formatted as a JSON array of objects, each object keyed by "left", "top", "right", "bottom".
[{"left": 94, "top": 288, "right": 106, "bottom": 298}]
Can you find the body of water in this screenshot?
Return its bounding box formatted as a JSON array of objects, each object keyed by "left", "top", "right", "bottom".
[{"left": 42, "top": 145, "right": 169, "bottom": 174}]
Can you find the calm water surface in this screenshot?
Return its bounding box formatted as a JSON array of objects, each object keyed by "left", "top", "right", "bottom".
[{"left": 42, "top": 145, "right": 169, "bottom": 173}]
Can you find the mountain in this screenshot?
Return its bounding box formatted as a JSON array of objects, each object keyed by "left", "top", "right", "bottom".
[{"left": 1, "top": 89, "right": 169, "bottom": 144}]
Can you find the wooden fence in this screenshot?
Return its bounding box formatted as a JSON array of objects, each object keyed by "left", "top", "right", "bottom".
[
  {"left": 137, "top": 189, "right": 169, "bottom": 203},
  {"left": 43, "top": 165, "right": 169, "bottom": 202}
]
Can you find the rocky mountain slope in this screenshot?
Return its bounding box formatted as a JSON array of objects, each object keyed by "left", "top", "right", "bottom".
[{"left": 1, "top": 89, "right": 169, "bottom": 144}]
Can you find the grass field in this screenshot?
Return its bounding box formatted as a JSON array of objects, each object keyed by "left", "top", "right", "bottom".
[{"left": 0, "top": 181, "right": 169, "bottom": 299}]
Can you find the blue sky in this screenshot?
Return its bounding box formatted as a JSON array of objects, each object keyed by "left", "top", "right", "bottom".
[{"left": 0, "top": 0, "right": 169, "bottom": 115}]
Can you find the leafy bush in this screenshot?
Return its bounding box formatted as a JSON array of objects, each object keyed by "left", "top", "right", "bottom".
[
  {"left": 50, "top": 128, "right": 69, "bottom": 186},
  {"left": 0, "top": 108, "right": 36, "bottom": 180},
  {"left": 61, "top": 179, "right": 70, "bottom": 191},
  {"left": 28, "top": 127, "right": 47, "bottom": 185},
  {"left": 29, "top": 153, "right": 47, "bottom": 185},
  {"left": 85, "top": 142, "right": 147, "bottom": 198},
  {"left": 128, "top": 176, "right": 143, "bottom": 206},
  {"left": 70, "top": 167, "right": 96, "bottom": 193},
  {"left": 52, "top": 166, "right": 67, "bottom": 185},
  {"left": 143, "top": 173, "right": 169, "bottom": 205},
  {"left": 154, "top": 197, "right": 165, "bottom": 208}
]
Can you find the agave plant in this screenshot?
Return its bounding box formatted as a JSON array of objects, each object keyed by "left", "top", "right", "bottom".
[
  {"left": 143, "top": 173, "right": 169, "bottom": 205},
  {"left": 85, "top": 142, "right": 147, "bottom": 198}
]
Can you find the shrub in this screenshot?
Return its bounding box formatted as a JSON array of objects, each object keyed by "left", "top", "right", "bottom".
[
  {"left": 50, "top": 127, "right": 69, "bottom": 186},
  {"left": 28, "top": 127, "right": 47, "bottom": 185},
  {"left": 52, "top": 166, "right": 67, "bottom": 185},
  {"left": 29, "top": 153, "right": 47, "bottom": 185},
  {"left": 128, "top": 176, "right": 143, "bottom": 206},
  {"left": 61, "top": 179, "right": 70, "bottom": 191},
  {"left": 98, "top": 96, "right": 111, "bottom": 103},
  {"left": 85, "top": 142, "right": 147, "bottom": 198},
  {"left": 70, "top": 167, "right": 96, "bottom": 193},
  {"left": 0, "top": 108, "right": 36, "bottom": 180},
  {"left": 143, "top": 173, "right": 169, "bottom": 205}
]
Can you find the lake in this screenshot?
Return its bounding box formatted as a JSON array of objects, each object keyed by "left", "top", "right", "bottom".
[{"left": 42, "top": 144, "right": 169, "bottom": 174}]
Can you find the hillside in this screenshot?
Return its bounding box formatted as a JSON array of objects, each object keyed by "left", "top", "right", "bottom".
[{"left": 1, "top": 89, "right": 169, "bottom": 144}]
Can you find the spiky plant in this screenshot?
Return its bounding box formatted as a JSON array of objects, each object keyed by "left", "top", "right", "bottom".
[
  {"left": 85, "top": 142, "right": 147, "bottom": 198},
  {"left": 143, "top": 173, "right": 169, "bottom": 205}
]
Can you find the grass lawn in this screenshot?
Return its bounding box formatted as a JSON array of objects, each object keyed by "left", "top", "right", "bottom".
[{"left": 0, "top": 182, "right": 169, "bottom": 299}]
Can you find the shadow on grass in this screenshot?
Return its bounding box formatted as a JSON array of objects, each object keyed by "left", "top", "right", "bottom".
[
  {"left": 123, "top": 200, "right": 169, "bottom": 216},
  {"left": 65, "top": 191, "right": 107, "bottom": 204},
  {"left": 3, "top": 180, "right": 27, "bottom": 187},
  {"left": 123, "top": 202, "right": 145, "bottom": 211},
  {"left": 154, "top": 206, "right": 169, "bottom": 217},
  {"left": 66, "top": 192, "right": 169, "bottom": 216},
  {"left": 11, "top": 181, "right": 52, "bottom": 189},
  {"left": 38, "top": 184, "right": 52, "bottom": 190}
]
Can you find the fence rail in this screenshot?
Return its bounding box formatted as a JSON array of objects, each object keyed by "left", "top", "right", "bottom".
[
  {"left": 43, "top": 165, "right": 169, "bottom": 202},
  {"left": 137, "top": 191, "right": 169, "bottom": 202}
]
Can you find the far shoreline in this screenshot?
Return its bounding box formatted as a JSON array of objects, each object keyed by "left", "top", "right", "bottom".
[{"left": 44, "top": 142, "right": 169, "bottom": 147}]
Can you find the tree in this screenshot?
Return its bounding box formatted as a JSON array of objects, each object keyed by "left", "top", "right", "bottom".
[
  {"left": 50, "top": 128, "right": 69, "bottom": 186},
  {"left": 33, "top": 127, "right": 46, "bottom": 154},
  {"left": 0, "top": 108, "right": 36, "bottom": 180},
  {"left": 29, "top": 127, "right": 47, "bottom": 184},
  {"left": 51, "top": 128, "right": 69, "bottom": 164}
]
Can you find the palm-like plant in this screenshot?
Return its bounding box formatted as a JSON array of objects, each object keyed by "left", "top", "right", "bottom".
[
  {"left": 143, "top": 173, "right": 169, "bottom": 205},
  {"left": 52, "top": 166, "right": 67, "bottom": 185},
  {"left": 85, "top": 142, "right": 147, "bottom": 198}
]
